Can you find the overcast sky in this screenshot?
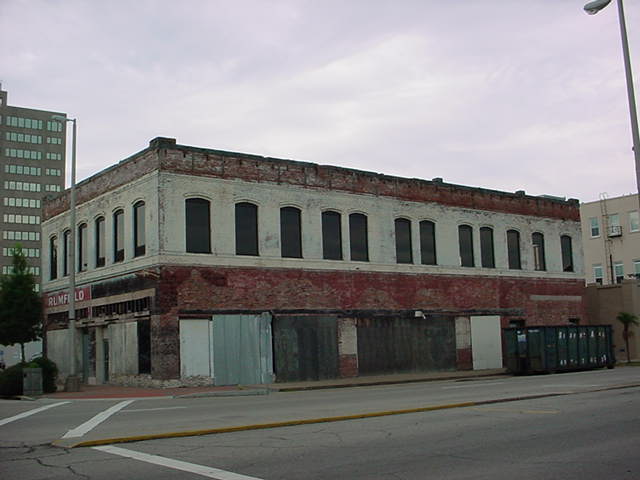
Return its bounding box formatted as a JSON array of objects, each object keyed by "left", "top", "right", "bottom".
[{"left": 1, "top": 0, "right": 639, "bottom": 203}]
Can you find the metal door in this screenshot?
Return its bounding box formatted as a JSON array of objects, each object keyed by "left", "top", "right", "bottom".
[
  {"left": 272, "top": 315, "right": 338, "bottom": 382},
  {"left": 179, "top": 319, "right": 212, "bottom": 378},
  {"left": 212, "top": 313, "right": 273, "bottom": 386},
  {"left": 471, "top": 315, "right": 503, "bottom": 370},
  {"left": 357, "top": 315, "right": 456, "bottom": 375}
]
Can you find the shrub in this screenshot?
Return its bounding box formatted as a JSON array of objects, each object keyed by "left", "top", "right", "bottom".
[
  {"left": 0, "top": 364, "right": 23, "bottom": 396},
  {"left": 30, "top": 356, "right": 58, "bottom": 393},
  {"left": 0, "top": 357, "right": 58, "bottom": 396}
]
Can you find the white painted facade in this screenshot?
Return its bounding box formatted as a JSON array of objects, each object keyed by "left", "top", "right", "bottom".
[{"left": 41, "top": 171, "right": 583, "bottom": 293}]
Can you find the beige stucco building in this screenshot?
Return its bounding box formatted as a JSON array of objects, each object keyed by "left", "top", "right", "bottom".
[
  {"left": 581, "top": 194, "right": 639, "bottom": 285},
  {"left": 581, "top": 194, "right": 640, "bottom": 361}
]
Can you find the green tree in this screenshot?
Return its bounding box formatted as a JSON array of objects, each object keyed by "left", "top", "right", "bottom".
[
  {"left": 0, "top": 245, "right": 42, "bottom": 362},
  {"left": 617, "top": 311, "right": 639, "bottom": 364}
]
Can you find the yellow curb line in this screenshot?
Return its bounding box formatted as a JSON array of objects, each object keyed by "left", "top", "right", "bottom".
[
  {"left": 58, "top": 401, "right": 476, "bottom": 448},
  {"left": 55, "top": 383, "right": 640, "bottom": 449}
]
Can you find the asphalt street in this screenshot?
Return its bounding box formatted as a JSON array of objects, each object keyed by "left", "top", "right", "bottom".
[{"left": 1, "top": 367, "right": 639, "bottom": 479}]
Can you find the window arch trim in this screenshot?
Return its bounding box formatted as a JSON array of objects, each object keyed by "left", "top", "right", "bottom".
[
  {"left": 280, "top": 206, "right": 302, "bottom": 258},
  {"left": 185, "top": 197, "right": 211, "bottom": 254}
]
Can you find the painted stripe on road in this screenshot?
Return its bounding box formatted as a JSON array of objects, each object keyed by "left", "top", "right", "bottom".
[
  {"left": 62, "top": 400, "right": 134, "bottom": 439},
  {"left": 93, "top": 445, "right": 263, "bottom": 480},
  {"left": 0, "top": 401, "right": 70, "bottom": 426}
]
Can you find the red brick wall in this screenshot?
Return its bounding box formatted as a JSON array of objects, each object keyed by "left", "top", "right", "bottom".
[
  {"left": 160, "top": 148, "right": 579, "bottom": 221},
  {"left": 338, "top": 355, "right": 358, "bottom": 378},
  {"left": 44, "top": 138, "right": 580, "bottom": 222},
  {"left": 157, "top": 265, "right": 585, "bottom": 321},
  {"left": 150, "top": 265, "right": 584, "bottom": 379}
]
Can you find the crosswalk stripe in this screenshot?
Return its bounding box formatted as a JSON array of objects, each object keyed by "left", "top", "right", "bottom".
[
  {"left": 94, "top": 445, "right": 264, "bottom": 480},
  {"left": 62, "top": 400, "right": 134, "bottom": 438},
  {"left": 0, "top": 402, "right": 70, "bottom": 426}
]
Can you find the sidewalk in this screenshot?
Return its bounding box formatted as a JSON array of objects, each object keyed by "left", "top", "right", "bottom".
[{"left": 43, "top": 368, "right": 508, "bottom": 399}]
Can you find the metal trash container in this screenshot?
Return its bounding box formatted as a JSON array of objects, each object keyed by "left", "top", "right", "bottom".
[
  {"left": 23, "top": 367, "right": 43, "bottom": 396},
  {"left": 503, "top": 325, "right": 615, "bottom": 374}
]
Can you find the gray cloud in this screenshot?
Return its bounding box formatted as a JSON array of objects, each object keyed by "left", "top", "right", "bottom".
[{"left": 1, "top": 0, "right": 638, "bottom": 202}]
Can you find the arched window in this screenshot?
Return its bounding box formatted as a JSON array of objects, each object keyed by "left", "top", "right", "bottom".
[
  {"left": 236, "top": 202, "right": 258, "bottom": 256},
  {"left": 561, "top": 235, "right": 574, "bottom": 272},
  {"left": 480, "top": 227, "right": 495, "bottom": 268},
  {"left": 133, "top": 201, "right": 146, "bottom": 257},
  {"left": 78, "top": 223, "right": 87, "bottom": 272},
  {"left": 63, "top": 230, "right": 70, "bottom": 276},
  {"left": 322, "top": 211, "right": 342, "bottom": 260},
  {"left": 280, "top": 207, "right": 302, "bottom": 258},
  {"left": 419, "top": 220, "right": 436, "bottom": 265},
  {"left": 185, "top": 198, "right": 211, "bottom": 253},
  {"left": 532, "top": 232, "right": 546, "bottom": 271},
  {"left": 458, "top": 225, "right": 474, "bottom": 267},
  {"left": 395, "top": 218, "right": 413, "bottom": 264},
  {"left": 507, "top": 229, "right": 521, "bottom": 270},
  {"left": 49, "top": 236, "right": 58, "bottom": 280},
  {"left": 95, "top": 216, "right": 105, "bottom": 267},
  {"left": 113, "top": 209, "right": 124, "bottom": 262},
  {"left": 349, "top": 213, "right": 369, "bottom": 262}
]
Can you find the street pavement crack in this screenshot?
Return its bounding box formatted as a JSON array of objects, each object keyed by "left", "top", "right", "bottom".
[{"left": 35, "top": 456, "right": 90, "bottom": 480}]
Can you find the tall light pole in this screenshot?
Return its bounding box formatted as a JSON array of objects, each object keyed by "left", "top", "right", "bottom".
[
  {"left": 52, "top": 114, "right": 79, "bottom": 389},
  {"left": 585, "top": 0, "right": 640, "bottom": 212}
]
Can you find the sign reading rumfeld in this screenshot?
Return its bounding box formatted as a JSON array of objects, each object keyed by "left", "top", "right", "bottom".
[{"left": 45, "top": 286, "right": 92, "bottom": 308}]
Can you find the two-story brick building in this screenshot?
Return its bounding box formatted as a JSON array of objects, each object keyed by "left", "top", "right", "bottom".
[{"left": 42, "top": 137, "right": 585, "bottom": 387}]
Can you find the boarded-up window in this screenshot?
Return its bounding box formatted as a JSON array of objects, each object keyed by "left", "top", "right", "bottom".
[
  {"left": 458, "top": 225, "right": 474, "bottom": 267},
  {"left": 507, "top": 229, "right": 521, "bottom": 269},
  {"left": 419, "top": 220, "right": 436, "bottom": 265},
  {"left": 280, "top": 207, "right": 302, "bottom": 258},
  {"left": 236, "top": 202, "right": 259, "bottom": 256},
  {"left": 137, "top": 320, "right": 151, "bottom": 374},
  {"left": 322, "top": 211, "right": 342, "bottom": 260},
  {"left": 561, "top": 235, "right": 573, "bottom": 272},
  {"left": 113, "top": 209, "right": 124, "bottom": 262},
  {"left": 532, "top": 232, "right": 546, "bottom": 271},
  {"left": 49, "top": 236, "right": 57, "bottom": 280},
  {"left": 63, "top": 230, "right": 70, "bottom": 276},
  {"left": 78, "top": 223, "right": 87, "bottom": 272},
  {"left": 185, "top": 198, "right": 211, "bottom": 254},
  {"left": 395, "top": 218, "right": 413, "bottom": 264},
  {"left": 480, "top": 227, "right": 495, "bottom": 268},
  {"left": 133, "top": 201, "right": 146, "bottom": 257},
  {"left": 349, "top": 213, "right": 369, "bottom": 262},
  {"left": 95, "top": 216, "right": 105, "bottom": 267}
]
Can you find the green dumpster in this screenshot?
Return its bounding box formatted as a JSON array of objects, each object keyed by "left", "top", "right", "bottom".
[{"left": 503, "top": 325, "right": 615, "bottom": 374}]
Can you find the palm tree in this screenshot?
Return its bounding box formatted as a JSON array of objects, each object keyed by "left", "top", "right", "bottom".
[{"left": 617, "top": 312, "right": 639, "bottom": 364}]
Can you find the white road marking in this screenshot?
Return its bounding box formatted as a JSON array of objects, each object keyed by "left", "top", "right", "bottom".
[
  {"left": 0, "top": 401, "right": 70, "bottom": 426},
  {"left": 124, "top": 406, "right": 187, "bottom": 413},
  {"left": 62, "top": 400, "right": 134, "bottom": 439},
  {"left": 442, "top": 382, "right": 505, "bottom": 389},
  {"left": 93, "top": 445, "right": 264, "bottom": 480}
]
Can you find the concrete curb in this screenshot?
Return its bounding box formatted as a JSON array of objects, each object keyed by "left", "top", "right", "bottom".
[
  {"left": 53, "top": 382, "right": 640, "bottom": 449},
  {"left": 269, "top": 373, "right": 510, "bottom": 393},
  {"left": 174, "top": 388, "right": 270, "bottom": 399}
]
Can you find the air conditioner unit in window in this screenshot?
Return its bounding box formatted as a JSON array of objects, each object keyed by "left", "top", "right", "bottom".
[{"left": 608, "top": 225, "right": 622, "bottom": 237}]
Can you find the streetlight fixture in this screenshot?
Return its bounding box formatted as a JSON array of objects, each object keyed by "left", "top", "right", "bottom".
[
  {"left": 584, "top": 0, "right": 640, "bottom": 212},
  {"left": 52, "top": 114, "right": 79, "bottom": 390}
]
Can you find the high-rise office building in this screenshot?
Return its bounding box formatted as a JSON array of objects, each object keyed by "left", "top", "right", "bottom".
[{"left": 0, "top": 84, "right": 66, "bottom": 290}]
